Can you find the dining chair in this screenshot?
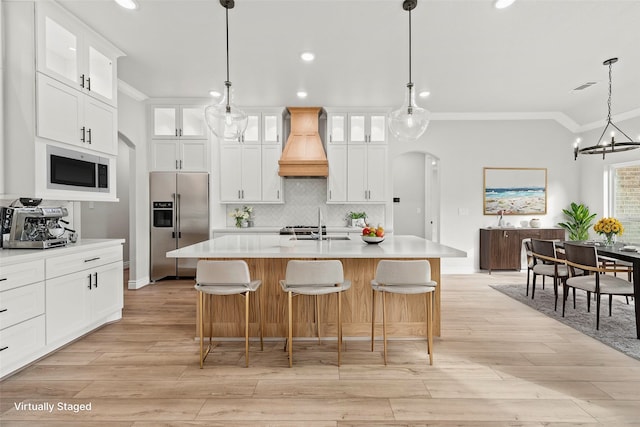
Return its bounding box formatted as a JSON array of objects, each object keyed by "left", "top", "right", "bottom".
[
  {"left": 279, "top": 260, "right": 351, "bottom": 367},
  {"left": 523, "top": 239, "right": 535, "bottom": 296},
  {"left": 194, "top": 260, "right": 263, "bottom": 368},
  {"left": 563, "top": 243, "right": 634, "bottom": 330},
  {"left": 371, "top": 260, "right": 437, "bottom": 365},
  {"left": 531, "top": 239, "right": 569, "bottom": 310}
]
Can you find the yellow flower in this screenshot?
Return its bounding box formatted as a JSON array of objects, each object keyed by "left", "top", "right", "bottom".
[
  {"left": 603, "top": 224, "right": 611, "bottom": 233},
  {"left": 612, "top": 224, "right": 619, "bottom": 233}
]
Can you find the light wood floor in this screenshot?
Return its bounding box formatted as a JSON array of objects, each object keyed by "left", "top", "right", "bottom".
[{"left": 2, "top": 271, "right": 640, "bottom": 426}]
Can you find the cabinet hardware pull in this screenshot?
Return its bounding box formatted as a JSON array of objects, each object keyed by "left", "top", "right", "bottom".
[
  {"left": 80, "top": 74, "right": 85, "bottom": 88},
  {"left": 0, "top": 346, "right": 8, "bottom": 352},
  {"left": 86, "top": 77, "right": 91, "bottom": 91},
  {"left": 175, "top": 129, "right": 178, "bottom": 137},
  {"left": 179, "top": 129, "right": 182, "bottom": 137},
  {"left": 87, "top": 128, "right": 92, "bottom": 144},
  {"left": 329, "top": 190, "right": 332, "bottom": 200},
  {"left": 88, "top": 274, "right": 93, "bottom": 289},
  {"left": 179, "top": 160, "right": 182, "bottom": 169},
  {"left": 81, "top": 127, "right": 86, "bottom": 142},
  {"left": 329, "top": 135, "right": 333, "bottom": 142},
  {"left": 0, "top": 308, "right": 8, "bottom": 313},
  {"left": 94, "top": 272, "right": 98, "bottom": 288},
  {"left": 277, "top": 190, "right": 280, "bottom": 199},
  {"left": 242, "top": 190, "right": 244, "bottom": 199},
  {"left": 277, "top": 134, "right": 279, "bottom": 142},
  {"left": 84, "top": 257, "right": 100, "bottom": 263},
  {"left": 176, "top": 160, "right": 179, "bottom": 170},
  {"left": 238, "top": 190, "right": 241, "bottom": 199},
  {"left": 0, "top": 278, "right": 7, "bottom": 282}
]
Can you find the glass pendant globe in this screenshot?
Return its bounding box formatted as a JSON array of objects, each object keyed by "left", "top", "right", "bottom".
[
  {"left": 389, "top": 84, "right": 430, "bottom": 141},
  {"left": 204, "top": 86, "right": 248, "bottom": 141}
]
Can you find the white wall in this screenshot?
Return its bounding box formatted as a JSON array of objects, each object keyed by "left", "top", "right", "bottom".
[
  {"left": 388, "top": 119, "right": 579, "bottom": 273},
  {"left": 577, "top": 115, "right": 640, "bottom": 233}
]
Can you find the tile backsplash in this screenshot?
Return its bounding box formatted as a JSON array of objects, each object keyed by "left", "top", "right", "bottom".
[{"left": 225, "top": 178, "right": 385, "bottom": 227}]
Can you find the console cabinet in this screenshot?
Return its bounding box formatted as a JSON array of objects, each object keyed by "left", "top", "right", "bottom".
[{"left": 479, "top": 228, "right": 565, "bottom": 272}]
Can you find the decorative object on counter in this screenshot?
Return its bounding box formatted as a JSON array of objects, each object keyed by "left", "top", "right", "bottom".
[
  {"left": 204, "top": 0, "right": 248, "bottom": 141},
  {"left": 593, "top": 217, "right": 624, "bottom": 246},
  {"left": 243, "top": 205, "right": 254, "bottom": 227},
  {"left": 529, "top": 218, "right": 541, "bottom": 228},
  {"left": 557, "top": 202, "right": 597, "bottom": 241},
  {"left": 345, "top": 211, "right": 367, "bottom": 227},
  {"left": 573, "top": 58, "right": 640, "bottom": 160},
  {"left": 362, "top": 225, "right": 385, "bottom": 244},
  {"left": 388, "top": 0, "right": 429, "bottom": 141},
  {"left": 230, "top": 207, "right": 250, "bottom": 228},
  {"left": 483, "top": 167, "right": 547, "bottom": 215},
  {"left": 497, "top": 210, "right": 505, "bottom": 227}
]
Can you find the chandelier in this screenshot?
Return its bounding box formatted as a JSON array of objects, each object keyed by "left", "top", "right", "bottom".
[
  {"left": 205, "top": 0, "right": 248, "bottom": 141},
  {"left": 388, "top": 0, "right": 430, "bottom": 141},
  {"left": 574, "top": 58, "right": 640, "bottom": 160}
]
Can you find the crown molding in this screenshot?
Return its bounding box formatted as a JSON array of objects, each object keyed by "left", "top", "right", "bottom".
[
  {"left": 118, "top": 79, "right": 148, "bottom": 102},
  {"left": 430, "top": 112, "right": 580, "bottom": 133},
  {"left": 577, "top": 107, "right": 640, "bottom": 133}
]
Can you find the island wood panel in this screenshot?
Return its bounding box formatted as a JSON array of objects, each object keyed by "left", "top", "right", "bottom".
[{"left": 197, "top": 257, "right": 441, "bottom": 339}]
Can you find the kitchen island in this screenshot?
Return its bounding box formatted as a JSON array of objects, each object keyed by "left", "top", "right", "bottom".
[{"left": 168, "top": 234, "right": 466, "bottom": 339}]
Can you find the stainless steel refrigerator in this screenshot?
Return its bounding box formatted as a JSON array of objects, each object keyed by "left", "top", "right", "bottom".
[{"left": 150, "top": 172, "right": 209, "bottom": 281}]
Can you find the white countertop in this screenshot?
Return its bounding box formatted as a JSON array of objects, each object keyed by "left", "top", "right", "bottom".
[
  {"left": 212, "top": 226, "right": 367, "bottom": 234},
  {"left": 0, "top": 239, "right": 125, "bottom": 265},
  {"left": 167, "top": 234, "right": 466, "bottom": 259}
]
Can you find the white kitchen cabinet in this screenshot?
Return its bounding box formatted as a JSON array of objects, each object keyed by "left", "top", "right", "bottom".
[
  {"left": 349, "top": 113, "right": 387, "bottom": 144},
  {"left": 152, "top": 105, "right": 207, "bottom": 139},
  {"left": 327, "top": 112, "right": 348, "bottom": 144},
  {"left": 219, "top": 144, "right": 261, "bottom": 202},
  {"left": 0, "top": 315, "right": 46, "bottom": 378},
  {"left": 36, "top": 1, "right": 120, "bottom": 107},
  {"left": 347, "top": 144, "right": 387, "bottom": 202},
  {"left": 261, "top": 143, "right": 284, "bottom": 202},
  {"left": 327, "top": 144, "right": 348, "bottom": 203},
  {"left": 36, "top": 73, "right": 117, "bottom": 156},
  {"left": 150, "top": 139, "right": 208, "bottom": 172}
]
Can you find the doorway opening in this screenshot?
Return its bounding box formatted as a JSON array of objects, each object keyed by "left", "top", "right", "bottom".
[{"left": 392, "top": 151, "right": 440, "bottom": 241}]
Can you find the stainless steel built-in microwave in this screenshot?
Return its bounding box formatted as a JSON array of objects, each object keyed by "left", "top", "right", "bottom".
[{"left": 47, "top": 145, "right": 110, "bottom": 193}]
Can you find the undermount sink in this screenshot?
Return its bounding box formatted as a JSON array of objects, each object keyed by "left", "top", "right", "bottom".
[{"left": 294, "top": 235, "right": 351, "bottom": 241}]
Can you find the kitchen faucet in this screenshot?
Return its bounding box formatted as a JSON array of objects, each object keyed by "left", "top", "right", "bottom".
[{"left": 312, "top": 207, "right": 324, "bottom": 240}]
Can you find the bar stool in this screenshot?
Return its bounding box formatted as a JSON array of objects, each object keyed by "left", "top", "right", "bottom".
[
  {"left": 279, "top": 260, "right": 351, "bottom": 367},
  {"left": 194, "top": 260, "right": 263, "bottom": 368},
  {"left": 371, "top": 260, "right": 437, "bottom": 365}
]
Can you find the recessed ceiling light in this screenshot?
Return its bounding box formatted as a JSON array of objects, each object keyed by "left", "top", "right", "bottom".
[
  {"left": 114, "top": 0, "right": 138, "bottom": 10},
  {"left": 209, "top": 90, "right": 221, "bottom": 98},
  {"left": 494, "top": 0, "right": 516, "bottom": 9},
  {"left": 297, "top": 91, "right": 308, "bottom": 99},
  {"left": 419, "top": 91, "right": 430, "bottom": 98},
  {"left": 300, "top": 52, "right": 315, "bottom": 62}
]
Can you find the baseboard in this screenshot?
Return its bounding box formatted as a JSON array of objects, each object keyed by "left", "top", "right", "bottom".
[{"left": 128, "top": 275, "right": 151, "bottom": 290}]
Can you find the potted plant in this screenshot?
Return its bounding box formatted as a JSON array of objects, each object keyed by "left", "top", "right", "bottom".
[
  {"left": 557, "top": 202, "right": 597, "bottom": 241},
  {"left": 345, "top": 211, "right": 367, "bottom": 227}
]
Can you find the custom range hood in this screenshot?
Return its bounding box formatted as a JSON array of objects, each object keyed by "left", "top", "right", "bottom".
[{"left": 278, "top": 107, "right": 328, "bottom": 177}]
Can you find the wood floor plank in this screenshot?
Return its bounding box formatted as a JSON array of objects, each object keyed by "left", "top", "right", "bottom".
[
  {"left": 74, "top": 380, "right": 258, "bottom": 399},
  {"left": 253, "top": 379, "right": 429, "bottom": 399}
]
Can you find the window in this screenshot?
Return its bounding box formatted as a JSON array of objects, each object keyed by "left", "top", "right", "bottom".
[{"left": 610, "top": 161, "right": 640, "bottom": 243}]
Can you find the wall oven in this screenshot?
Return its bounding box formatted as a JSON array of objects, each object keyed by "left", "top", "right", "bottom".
[{"left": 47, "top": 145, "right": 110, "bottom": 193}]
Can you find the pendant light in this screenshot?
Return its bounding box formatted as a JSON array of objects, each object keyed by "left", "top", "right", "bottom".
[
  {"left": 389, "top": 0, "right": 430, "bottom": 141},
  {"left": 205, "top": 0, "right": 248, "bottom": 141},
  {"left": 574, "top": 58, "right": 640, "bottom": 160}
]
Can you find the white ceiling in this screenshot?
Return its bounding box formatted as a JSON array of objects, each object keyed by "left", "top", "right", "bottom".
[{"left": 58, "top": 0, "right": 640, "bottom": 127}]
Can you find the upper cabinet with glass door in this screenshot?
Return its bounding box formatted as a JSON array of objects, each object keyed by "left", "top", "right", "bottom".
[
  {"left": 36, "top": 2, "right": 123, "bottom": 107},
  {"left": 152, "top": 105, "right": 208, "bottom": 139},
  {"left": 349, "top": 112, "right": 387, "bottom": 144}
]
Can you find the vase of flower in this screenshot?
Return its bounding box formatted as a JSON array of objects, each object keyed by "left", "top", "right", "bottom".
[
  {"left": 593, "top": 217, "right": 624, "bottom": 246},
  {"left": 230, "top": 208, "right": 250, "bottom": 228}
]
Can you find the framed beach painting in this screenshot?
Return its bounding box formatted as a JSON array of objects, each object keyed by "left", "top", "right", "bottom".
[{"left": 483, "top": 167, "right": 547, "bottom": 215}]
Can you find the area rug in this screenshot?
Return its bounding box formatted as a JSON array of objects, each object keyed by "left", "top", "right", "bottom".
[{"left": 490, "top": 283, "right": 640, "bottom": 360}]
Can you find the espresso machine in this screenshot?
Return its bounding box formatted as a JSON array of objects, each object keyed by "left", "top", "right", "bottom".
[{"left": 3, "top": 206, "right": 70, "bottom": 249}]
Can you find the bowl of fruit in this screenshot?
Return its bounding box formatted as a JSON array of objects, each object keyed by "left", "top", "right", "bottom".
[{"left": 361, "top": 225, "right": 385, "bottom": 244}]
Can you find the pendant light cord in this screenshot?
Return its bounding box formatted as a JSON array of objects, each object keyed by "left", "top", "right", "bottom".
[
  {"left": 225, "top": 5, "right": 231, "bottom": 111},
  {"left": 606, "top": 61, "right": 612, "bottom": 123},
  {"left": 408, "top": 7, "right": 412, "bottom": 85}
]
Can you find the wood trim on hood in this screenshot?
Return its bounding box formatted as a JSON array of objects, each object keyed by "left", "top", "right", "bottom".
[{"left": 278, "top": 107, "right": 328, "bottom": 177}]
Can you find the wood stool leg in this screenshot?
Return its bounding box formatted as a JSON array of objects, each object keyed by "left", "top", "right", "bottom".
[
  {"left": 258, "top": 289, "right": 264, "bottom": 351},
  {"left": 199, "top": 291, "right": 204, "bottom": 368},
  {"left": 382, "top": 292, "right": 387, "bottom": 366},
  {"left": 427, "top": 292, "right": 433, "bottom": 366},
  {"left": 315, "top": 295, "right": 321, "bottom": 344},
  {"left": 338, "top": 292, "right": 342, "bottom": 367},
  {"left": 288, "top": 291, "right": 293, "bottom": 368},
  {"left": 245, "top": 292, "right": 250, "bottom": 367},
  {"left": 371, "top": 289, "right": 376, "bottom": 352}
]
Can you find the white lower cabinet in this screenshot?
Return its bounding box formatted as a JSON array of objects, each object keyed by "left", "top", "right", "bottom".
[{"left": 0, "top": 315, "right": 46, "bottom": 376}]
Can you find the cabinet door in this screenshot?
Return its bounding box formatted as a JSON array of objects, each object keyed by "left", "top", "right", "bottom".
[
  {"left": 180, "top": 140, "right": 208, "bottom": 171},
  {"left": 219, "top": 144, "right": 243, "bottom": 202},
  {"left": 36, "top": 73, "right": 83, "bottom": 146},
  {"left": 262, "top": 113, "right": 282, "bottom": 145},
  {"left": 36, "top": 2, "right": 82, "bottom": 90},
  {"left": 152, "top": 106, "right": 179, "bottom": 138},
  {"left": 46, "top": 270, "right": 91, "bottom": 344},
  {"left": 180, "top": 106, "right": 207, "bottom": 139},
  {"left": 0, "top": 316, "right": 45, "bottom": 378},
  {"left": 328, "top": 113, "right": 347, "bottom": 144},
  {"left": 327, "top": 144, "right": 348, "bottom": 203},
  {"left": 368, "top": 114, "right": 387, "bottom": 143},
  {"left": 241, "top": 145, "right": 262, "bottom": 201},
  {"left": 86, "top": 34, "right": 117, "bottom": 107},
  {"left": 242, "top": 113, "right": 261, "bottom": 144},
  {"left": 84, "top": 96, "right": 117, "bottom": 155},
  {"left": 151, "top": 140, "right": 179, "bottom": 171},
  {"left": 349, "top": 114, "right": 367, "bottom": 143},
  {"left": 261, "top": 144, "right": 283, "bottom": 202},
  {"left": 90, "top": 262, "right": 123, "bottom": 322},
  {"left": 347, "top": 144, "right": 367, "bottom": 202},
  {"left": 366, "top": 145, "right": 387, "bottom": 201}
]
